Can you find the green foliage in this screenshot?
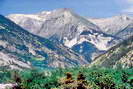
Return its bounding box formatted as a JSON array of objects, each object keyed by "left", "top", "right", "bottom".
[
  {"left": 0, "top": 67, "right": 132, "bottom": 89},
  {"left": 0, "top": 70, "right": 11, "bottom": 83}
]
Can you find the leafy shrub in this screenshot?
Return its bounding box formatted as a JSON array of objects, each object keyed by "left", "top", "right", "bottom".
[{"left": 0, "top": 67, "right": 132, "bottom": 89}]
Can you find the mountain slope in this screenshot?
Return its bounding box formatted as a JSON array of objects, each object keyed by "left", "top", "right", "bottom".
[
  {"left": 0, "top": 47, "right": 31, "bottom": 70},
  {"left": 8, "top": 8, "right": 118, "bottom": 61},
  {"left": 88, "top": 15, "right": 133, "bottom": 39},
  {"left": 115, "top": 23, "right": 133, "bottom": 39},
  {"left": 0, "top": 15, "right": 87, "bottom": 69},
  {"left": 89, "top": 36, "right": 133, "bottom": 68}
]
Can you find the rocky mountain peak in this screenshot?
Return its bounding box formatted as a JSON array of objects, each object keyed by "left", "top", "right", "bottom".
[
  {"left": 113, "top": 14, "right": 132, "bottom": 21},
  {"left": 88, "top": 14, "right": 133, "bottom": 35},
  {"left": 36, "top": 8, "right": 75, "bottom": 19}
]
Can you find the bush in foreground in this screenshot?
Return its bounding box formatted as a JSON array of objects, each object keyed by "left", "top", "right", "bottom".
[{"left": 0, "top": 67, "right": 132, "bottom": 89}]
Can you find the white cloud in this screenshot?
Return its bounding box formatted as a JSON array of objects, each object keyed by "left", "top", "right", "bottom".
[
  {"left": 123, "top": 6, "right": 133, "bottom": 13},
  {"left": 126, "top": 0, "right": 133, "bottom": 4},
  {"left": 121, "top": 0, "right": 133, "bottom": 13}
]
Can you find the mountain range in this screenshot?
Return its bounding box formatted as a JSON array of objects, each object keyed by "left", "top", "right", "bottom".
[
  {"left": 0, "top": 8, "right": 132, "bottom": 69},
  {"left": 8, "top": 8, "right": 121, "bottom": 62}
]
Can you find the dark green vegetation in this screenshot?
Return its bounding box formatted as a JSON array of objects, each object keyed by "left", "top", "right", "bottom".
[{"left": 0, "top": 67, "right": 132, "bottom": 89}]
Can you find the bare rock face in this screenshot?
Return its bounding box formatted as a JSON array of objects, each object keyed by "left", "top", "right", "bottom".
[{"left": 0, "top": 15, "right": 88, "bottom": 69}]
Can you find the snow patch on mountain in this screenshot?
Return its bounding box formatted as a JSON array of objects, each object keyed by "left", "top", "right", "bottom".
[
  {"left": 64, "top": 34, "right": 112, "bottom": 50},
  {"left": 8, "top": 14, "right": 44, "bottom": 22}
]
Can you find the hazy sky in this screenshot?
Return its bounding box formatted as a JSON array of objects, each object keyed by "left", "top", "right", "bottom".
[{"left": 0, "top": 0, "right": 133, "bottom": 18}]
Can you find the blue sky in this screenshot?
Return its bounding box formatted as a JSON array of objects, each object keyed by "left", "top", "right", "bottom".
[{"left": 0, "top": 0, "right": 133, "bottom": 18}]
